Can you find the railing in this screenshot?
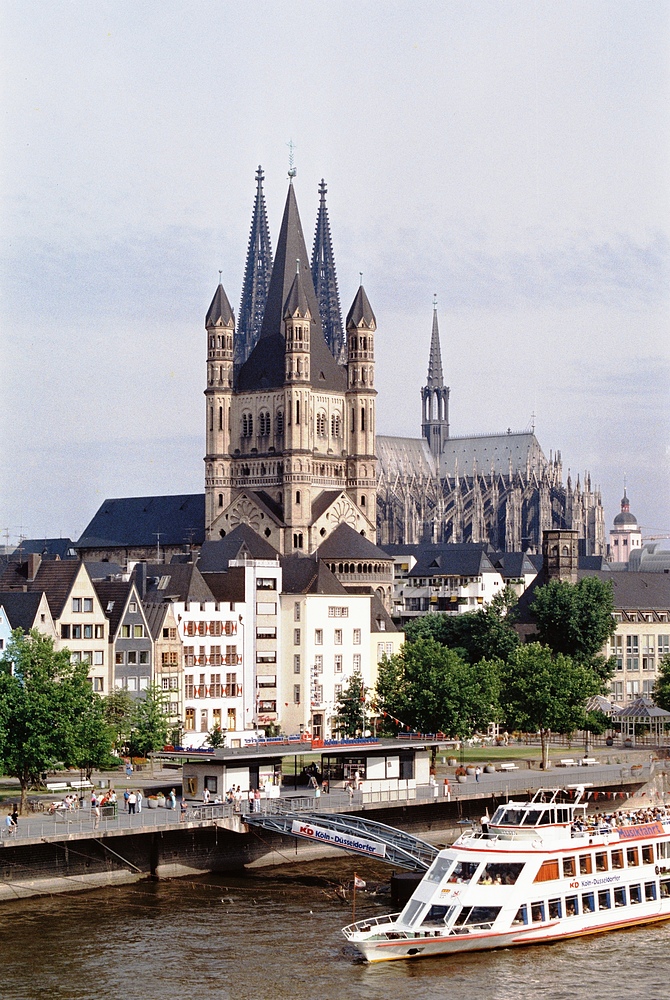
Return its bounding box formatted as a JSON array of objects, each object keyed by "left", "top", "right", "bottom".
[{"left": 342, "top": 913, "right": 401, "bottom": 939}]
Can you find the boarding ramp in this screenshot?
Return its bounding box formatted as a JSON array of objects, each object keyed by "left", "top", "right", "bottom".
[{"left": 243, "top": 807, "right": 439, "bottom": 872}]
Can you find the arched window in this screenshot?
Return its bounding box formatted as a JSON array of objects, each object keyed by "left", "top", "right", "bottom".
[
  {"left": 361, "top": 406, "right": 366, "bottom": 432},
  {"left": 360, "top": 495, "right": 366, "bottom": 507},
  {"left": 296, "top": 399, "right": 300, "bottom": 424},
  {"left": 218, "top": 493, "right": 223, "bottom": 507},
  {"left": 295, "top": 490, "right": 301, "bottom": 505},
  {"left": 316, "top": 412, "right": 327, "bottom": 437},
  {"left": 331, "top": 413, "right": 341, "bottom": 438},
  {"left": 276, "top": 410, "right": 284, "bottom": 436},
  {"left": 218, "top": 406, "right": 223, "bottom": 431},
  {"left": 259, "top": 411, "right": 270, "bottom": 436},
  {"left": 242, "top": 412, "right": 254, "bottom": 437}
]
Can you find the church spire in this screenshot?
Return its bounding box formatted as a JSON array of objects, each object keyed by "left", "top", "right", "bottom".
[
  {"left": 421, "top": 298, "right": 450, "bottom": 459},
  {"left": 426, "top": 297, "right": 444, "bottom": 387},
  {"left": 236, "top": 166, "right": 273, "bottom": 365},
  {"left": 311, "top": 179, "right": 345, "bottom": 363}
]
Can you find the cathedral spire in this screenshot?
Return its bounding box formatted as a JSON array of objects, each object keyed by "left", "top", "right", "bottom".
[
  {"left": 311, "top": 179, "right": 345, "bottom": 363},
  {"left": 426, "top": 297, "right": 444, "bottom": 387},
  {"left": 236, "top": 166, "right": 273, "bottom": 365}
]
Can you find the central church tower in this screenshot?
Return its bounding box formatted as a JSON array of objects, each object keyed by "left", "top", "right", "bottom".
[{"left": 204, "top": 176, "right": 377, "bottom": 554}]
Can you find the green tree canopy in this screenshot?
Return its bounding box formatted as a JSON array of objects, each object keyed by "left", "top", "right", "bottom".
[
  {"left": 403, "top": 586, "right": 519, "bottom": 664},
  {"left": 334, "top": 671, "right": 368, "bottom": 737},
  {"left": 653, "top": 655, "right": 670, "bottom": 712},
  {"left": 499, "top": 642, "right": 602, "bottom": 768},
  {"left": 128, "top": 684, "right": 170, "bottom": 758},
  {"left": 530, "top": 577, "right": 616, "bottom": 679},
  {"left": 375, "top": 637, "right": 501, "bottom": 738},
  {"left": 0, "top": 630, "right": 98, "bottom": 812},
  {"left": 104, "top": 689, "right": 134, "bottom": 752}
]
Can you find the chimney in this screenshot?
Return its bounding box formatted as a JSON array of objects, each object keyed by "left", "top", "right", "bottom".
[
  {"left": 27, "top": 552, "right": 42, "bottom": 582},
  {"left": 135, "top": 561, "right": 147, "bottom": 600}
]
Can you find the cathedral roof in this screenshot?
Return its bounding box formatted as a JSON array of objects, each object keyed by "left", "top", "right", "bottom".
[
  {"left": 376, "top": 436, "right": 437, "bottom": 479},
  {"left": 77, "top": 494, "right": 205, "bottom": 549},
  {"left": 346, "top": 284, "right": 376, "bottom": 330},
  {"left": 281, "top": 554, "right": 348, "bottom": 595},
  {"left": 426, "top": 305, "right": 444, "bottom": 388},
  {"left": 205, "top": 281, "right": 234, "bottom": 328},
  {"left": 237, "top": 182, "right": 345, "bottom": 393},
  {"left": 317, "top": 523, "right": 391, "bottom": 561},
  {"left": 438, "top": 432, "right": 545, "bottom": 478},
  {"left": 283, "top": 267, "right": 311, "bottom": 319}
]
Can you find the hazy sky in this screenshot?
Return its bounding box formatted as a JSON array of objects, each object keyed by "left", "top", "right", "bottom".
[{"left": 1, "top": 1, "right": 668, "bottom": 546}]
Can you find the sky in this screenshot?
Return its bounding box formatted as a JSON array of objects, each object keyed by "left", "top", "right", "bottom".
[{"left": 1, "top": 1, "right": 668, "bottom": 547}]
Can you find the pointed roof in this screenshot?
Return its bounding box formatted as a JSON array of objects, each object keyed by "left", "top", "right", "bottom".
[
  {"left": 236, "top": 166, "right": 273, "bottom": 364},
  {"left": 426, "top": 305, "right": 444, "bottom": 388},
  {"left": 281, "top": 554, "right": 348, "bottom": 595},
  {"left": 346, "top": 284, "right": 376, "bottom": 330},
  {"left": 317, "top": 523, "right": 390, "bottom": 561},
  {"left": 206, "top": 281, "right": 234, "bottom": 328},
  {"left": 311, "top": 179, "right": 345, "bottom": 361},
  {"left": 237, "top": 183, "right": 346, "bottom": 392},
  {"left": 283, "top": 267, "right": 311, "bottom": 319}
]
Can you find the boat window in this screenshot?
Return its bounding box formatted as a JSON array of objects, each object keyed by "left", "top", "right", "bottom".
[
  {"left": 598, "top": 890, "right": 611, "bottom": 910},
  {"left": 499, "top": 808, "right": 525, "bottom": 825},
  {"left": 581, "top": 892, "right": 595, "bottom": 914},
  {"left": 424, "top": 857, "right": 454, "bottom": 884},
  {"left": 644, "top": 881, "right": 657, "bottom": 902},
  {"left": 641, "top": 845, "right": 654, "bottom": 865},
  {"left": 478, "top": 863, "right": 524, "bottom": 886},
  {"left": 657, "top": 841, "right": 670, "bottom": 860},
  {"left": 538, "top": 809, "right": 554, "bottom": 826},
  {"left": 531, "top": 901, "right": 545, "bottom": 923},
  {"left": 626, "top": 847, "right": 639, "bottom": 867},
  {"left": 614, "top": 887, "right": 627, "bottom": 907},
  {"left": 534, "top": 860, "right": 559, "bottom": 883},
  {"left": 521, "top": 810, "right": 543, "bottom": 826},
  {"left": 512, "top": 905, "right": 528, "bottom": 926},
  {"left": 400, "top": 899, "right": 426, "bottom": 927},
  {"left": 661, "top": 879, "right": 670, "bottom": 899},
  {"left": 467, "top": 906, "right": 500, "bottom": 927},
  {"left": 611, "top": 849, "right": 624, "bottom": 870},
  {"left": 562, "top": 857, "right": 576, "bottom": 878},
  {"left": 447, "top": 861, "right": 479, "bottom": 884},
  {"left": 565, "top": 895, "right": 578, "bottom": 917},
  {"left": 579, "top": 854, "right": 592, "bottom": 875},
  {"left": 423, "top": 904, "right": 454, "bottom": 926},
  {"left": 595, "top": 852, "right": 608, "bottom": 872},
  {"left": 490, "top": 807, "right": 506, "bottom": 824},
  {"left": 556, "top": 808, "right": 570, "bottom": 823},
  {"left": 629, "top": 884, "right": 642, "bottom": 905},
  {"left": 548, "top": 898, "right": 562, "bottom": 919}
]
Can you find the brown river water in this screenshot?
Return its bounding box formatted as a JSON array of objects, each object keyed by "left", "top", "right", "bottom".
[{"left": 0, "top": 856, "right": 667, "bottom": 1000}]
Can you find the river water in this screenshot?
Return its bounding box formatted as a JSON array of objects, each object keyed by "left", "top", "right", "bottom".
[{"left": 1, "top": 856, "right": 667, "bottom": 1000}]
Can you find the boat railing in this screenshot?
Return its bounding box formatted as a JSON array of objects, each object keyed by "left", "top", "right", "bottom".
[
  {"left": 342, "top": 913, "right": 401, "bottom": 939},
  {"left": 342, "top": 913, "right": 496, "bottom": 941}
]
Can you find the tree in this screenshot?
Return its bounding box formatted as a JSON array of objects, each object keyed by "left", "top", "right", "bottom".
[
  {"left": 375, "top": 638, "right": 501, "bottom": 738},
  {"left": 403, "top": 586, "right": 519, "bottom": 664},
  {"left": 499, "top": 642, "right": 602, "bottom": 769},
  {"left": 530, "top": 577, "right": 616, "bottom": 679},
  {"left": 0, "top": 630, "right": 91, "bottom": 813},
  {"left": 128, "top": 685, "right": 170, "bottom": 758},
  {"left": 334, "top": 671, "right": 368, "bottom": 737},
  {"left": 206, "top": 723, "right": 226, "bottom": 748},
  {"left": 61, "top": 675, "right": 115, "bottom": 779},
  {"left": 104, "top": 689, "right": 134, "bottom": 753},
  {"left": 653, "top": 655, "right": 670, "bottom": 712}
]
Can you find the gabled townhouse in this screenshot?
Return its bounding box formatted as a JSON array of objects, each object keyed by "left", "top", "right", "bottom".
[
  {"left": 143, "top": 602, "right": 184, "bottom": 734},
  {"left": 94, "top": 580, "right": 153, "bottom": 697},
  {"left": 0, "top": 556, "right": 110, "bottom": 691},
  {"left": 0, "top": 591, "right": 57, "bottom": 654}
]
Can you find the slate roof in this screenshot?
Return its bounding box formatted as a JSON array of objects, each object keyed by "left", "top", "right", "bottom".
[
  {"left": 77, "top": 494, "right": 205, "bottom": 549},
  {"left": 200, "top": 567, "right": 247, "bottom": 604},
  {"left": 0, "top": 592, "right": 46, "bottom": 632},
  {"left": 281, "top": 555, "right": 348, "bottom": 595},
  {"left": 236, "top": 182, "right": 346, "bottom": 393},
  {"left": 142, "top": 601, "right": 171, "bottom": 641},
  {"left": 206, "top": 281, "right": 234, "bottom": 328},
  {"left": 491, "top": 551, "right": 538, "bottom": 579},
  {"left": 1, "top": 560, "right": 85, "bottom": 620},
  {"left": 198, "top": 525, "right": 279, "bottom": 573},
  {"left": 311, "top": 490, "right": 343, "bottom": 523},
  {"left": 407, "top": 547, "right": 499, "bottom": 579},
  {"left": 84, "top": 561, "right": 125, "bottom": 581},
  {"left": 93, "top": 581, "right": 135, "bottom": 637},
  {"left": 577, "top": 570, "right": 670, "bottom": 610},
  {"left": 317, "top": 523, "right": 391, "bottom": 561},
  {"left": 346, "top": 284, "right": 376, "bottom": 329},
  {"left": 438, "top": 432, "right": 546, "bottom": 479},
  {"left": 370, "top": 595, "right": 400, "bottom": 634},
  {"left": 134, "top": 563, "right": 215, "bottom": 604},
  {"left": 11, "top": 538, "right": 77, "bottom": 560},
  {"left": 376, "top": 436, "right": 437, "bottom": 479}
]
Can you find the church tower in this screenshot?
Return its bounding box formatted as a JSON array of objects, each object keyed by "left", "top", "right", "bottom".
[
  {"left": 346, "top": 284, "right": 378, "bottom": 522},
  {"left": 311, "top": 179, "right": 345, "bottom": 363},
  {"left": 236, "top": 166, "right": 273, "bottom": 366},
  {"left": 204, "top": 280, "right": 235, "bottom": 530},
  {"left": 421, "top": 301, "right": 450, "bottom": 458}
]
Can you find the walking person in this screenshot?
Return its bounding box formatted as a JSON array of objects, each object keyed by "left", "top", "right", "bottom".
[
  {"left": 11, "top": 804, "right": 19, "bottom": 830},
  {"left": 136, "top": 789, "right": 143, "bottom": 813},
  {"left": 5, "top": 812, "right": 17, "bottom": 838},
  {"left": 123, "top": 788, "right": 130, "bottom": 812},
  {"left": 203, "top": 786, "right": 210, "bottom": 805},
  {"left": 92, "top": 801, "right": 101, "bottom": 829},
  {"left": 168, "top": 788, "right": 177, "bottom": 811},
  {"left": 179, "top": 797, "right": 188, "bottom": 823},
  {"left": 128, "top": 790, "right": 137, "bottom": 815}
]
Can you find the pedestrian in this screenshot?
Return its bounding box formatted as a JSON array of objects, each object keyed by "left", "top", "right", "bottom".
[
  {"left": 11, "top": 804, "right": 18, "bottom": 829},
  {"left": 443, "top": 778, "right": 451, "bottom": 801},
  {"left": 125, "top": 761, "right": 133, "bottom": 780},
  {"left": 169, "top": 788, "right": 177, "bottom": 810},
  {"left": 475, "top": 766, "right": 482, "bottom": 783},
  {"left": 179, "top": 797, "right": 188, "bottom": 822},
  {"left": 347, "top": 781, "right": 354, "bottom": 803},
  {"left": 136, "top": 789, "right": 143, "bottom": 813},
  {"left": 203, "top": 786, "right": 211, "bottom": 805},
  {"left": 90, "top": 790, "right": 97, "bottom": 810},
  {"left": 93, "top": 802, "right": 101, "bottom": 829},
  {"left": 123, "top": 789, "right": 130, "bottom": 812},
  {"left": 253, "top": 787, "right": 261, "bottom": 813},
  {"left": 248, "top": 788, "right": 255, "bottom": 811},
  {"left": 5, "top": 812, "right": 16, "bottom": 837},
  {"left": 128, "top": 791, "right": 137, "bottom": 815}
]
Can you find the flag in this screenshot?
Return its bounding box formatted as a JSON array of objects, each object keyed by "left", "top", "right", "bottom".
[{"left": 354, "top": 876, "right": 366, "bottom": 889}]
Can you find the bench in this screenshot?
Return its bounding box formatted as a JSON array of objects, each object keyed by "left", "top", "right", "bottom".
[
  {"left": 580, "top": 758, "right": 599, "bottom": 767},
  {"left": 557, "top": 759, "right": 577, "bottom": 767},
  {"left": 498, "top": 763, "right": 519, "bottom": 772},
  {"left": 46, "top": 782, "right": 68, "bottom": 792},
  {"left": 69, "top": 780, "right": 93, "bottom": 790}
]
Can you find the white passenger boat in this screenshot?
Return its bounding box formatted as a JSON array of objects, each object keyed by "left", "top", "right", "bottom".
[{"left": 342, "top": 787, "right": 670, "bottom": 963}]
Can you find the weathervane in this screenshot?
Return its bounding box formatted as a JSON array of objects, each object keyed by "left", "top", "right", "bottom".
[{"left": 287, "top": 139, "right": 297, "bottom": 179}]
